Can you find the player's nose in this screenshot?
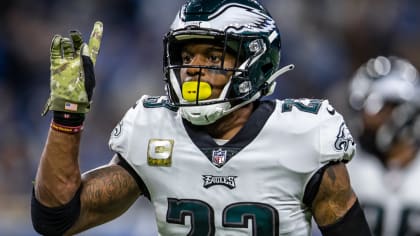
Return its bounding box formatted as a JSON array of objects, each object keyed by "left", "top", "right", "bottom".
[{"left": 185, "top": 56, "right": 206, "bottom": 78}]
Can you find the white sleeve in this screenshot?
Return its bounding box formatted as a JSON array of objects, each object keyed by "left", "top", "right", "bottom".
[
  {"left": 318, "top": 101, "right": 356, "bottom": 164},
  {"left": 108, "top": 98, "right": 142, "bottom": 159}
]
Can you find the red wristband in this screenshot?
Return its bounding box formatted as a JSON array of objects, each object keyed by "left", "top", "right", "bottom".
[{"left": 50, "top": 121, "right": 83, "bottom": 134}]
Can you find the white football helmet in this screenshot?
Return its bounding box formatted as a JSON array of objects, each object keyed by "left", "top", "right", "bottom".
[{"left": 349, "top": 56, "right": 420, "bottom": 154}]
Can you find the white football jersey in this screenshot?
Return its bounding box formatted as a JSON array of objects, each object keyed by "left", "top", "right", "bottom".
[
  {"left": 348, "top": 149, "right": 420, "bottom": 236},
  {"left": 109, "top": 96, "right": 355, "bottom": 236}
]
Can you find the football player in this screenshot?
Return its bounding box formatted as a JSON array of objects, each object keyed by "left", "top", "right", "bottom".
[
  {"left": 31, "top": 0, "right": 371, "bottom": 235},
  {"left": 347, "top": 56, "right": 420, "bottom": 236}
]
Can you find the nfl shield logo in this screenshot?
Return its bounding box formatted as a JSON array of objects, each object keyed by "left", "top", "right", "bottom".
[{"left": 212, "top": 149, "right": 227, "bottom": 167}]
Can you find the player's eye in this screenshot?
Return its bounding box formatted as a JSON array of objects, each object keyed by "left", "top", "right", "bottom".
[
  {"left": 181, "top": 52, "right": 192, "bottom": 65},
  {"left": 208, "top": 54, "right": 222, "bottom": 64}
]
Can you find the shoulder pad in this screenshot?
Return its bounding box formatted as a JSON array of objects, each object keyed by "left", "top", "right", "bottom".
[{"left": 277, "top": 99, "right": 355, "bottom": 164}]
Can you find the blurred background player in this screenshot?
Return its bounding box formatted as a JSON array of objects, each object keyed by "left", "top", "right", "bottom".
[{"left": 347, "top": 56, "right": 420, "bottom": 236}]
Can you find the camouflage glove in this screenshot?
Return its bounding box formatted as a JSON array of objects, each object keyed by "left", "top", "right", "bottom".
[{"left": 42, "top": 21, "right": 103, "bottom": 116}]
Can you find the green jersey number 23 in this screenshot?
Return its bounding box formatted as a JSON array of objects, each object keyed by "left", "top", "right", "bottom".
[{"left": 167, "top": 198, "right": 279, "bottom": 236}]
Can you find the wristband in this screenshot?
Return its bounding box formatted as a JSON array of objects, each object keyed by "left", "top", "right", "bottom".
[
  {"left": 53, "top": 111, "right": 85, "bottom": 126},
  {"left": 51, "top": 121, "right": 83, "bottom": 134}
]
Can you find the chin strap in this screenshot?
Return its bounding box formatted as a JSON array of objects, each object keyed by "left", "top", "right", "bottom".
[
  {"left": 181, "top": 64, "right": 295, "bottom": 125},
  {"left": 264, "top": 64, "right": 295, "bottom": 96},
  {"left": 267, "top": 64, "right": 295, "bottom": 84}
]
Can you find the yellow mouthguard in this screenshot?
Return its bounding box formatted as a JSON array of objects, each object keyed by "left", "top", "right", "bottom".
[{"left": 182, "top": 81, "right": 212, "bottom": 102}]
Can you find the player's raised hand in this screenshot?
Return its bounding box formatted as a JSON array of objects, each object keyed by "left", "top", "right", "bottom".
[{"left": 42, "top": 21, "right": 103, "bottom": 115}]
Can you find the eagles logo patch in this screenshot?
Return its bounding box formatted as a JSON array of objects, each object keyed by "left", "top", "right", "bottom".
[
  {"left": 147, "top": 139, "right": 174, "bottom": 166},
  {"left": 112, "top": 121, "right": 123, "bottom": 137},
  {"left": 334, "top": 122, "right": 354, "bottom": 151}
]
